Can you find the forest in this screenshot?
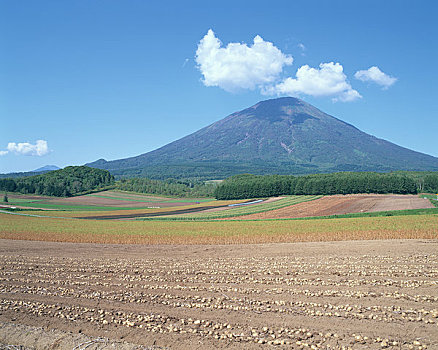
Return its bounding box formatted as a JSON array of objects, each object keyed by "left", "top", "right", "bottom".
[
  {"left": 214, "top": 172, "right": 438, "bottom": 200},
  {"left": 115, "top": 178, "right": 216, "bottom": 197},
  {"left": 1, "top": 167, "right": 437, "bottom": 200},
  {"left": 0, "top": 166, "right": 114, "bottom": 197}
]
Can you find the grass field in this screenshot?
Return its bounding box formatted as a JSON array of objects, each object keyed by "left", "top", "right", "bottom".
[{"left": 0, "top": 211, "right": 436, "bottom": 244}]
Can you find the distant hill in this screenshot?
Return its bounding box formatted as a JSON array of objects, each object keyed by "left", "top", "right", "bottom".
[
  {"left": 33, "top": 165, "right": 60, "bottom": 172},
  {"left": 87, "top": 97, "right": 438, "bottom": 179},
  {"left": 0, "top": 166, "right": 114, "bottom": 197},
  {"left": 0, "top": 165, "right": 61, "bottom": 179}
]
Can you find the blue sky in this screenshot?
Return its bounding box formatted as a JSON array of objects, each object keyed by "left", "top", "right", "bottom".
[{"left": 1, "top": 0, "right": 437, "bottom": 173}]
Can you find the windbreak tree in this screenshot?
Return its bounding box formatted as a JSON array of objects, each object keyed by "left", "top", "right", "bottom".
[
  {"left": 424, "top": 174, "right": 438, "bottom": 193},
  {"left": 214, "top": 172, "right": 421, "bottom": 199}
]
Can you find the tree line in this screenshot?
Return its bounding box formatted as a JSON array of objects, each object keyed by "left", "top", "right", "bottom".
[
  {"left": 214, "top": 172, "right": 438, "bottom": 200},
  {"left": 0, "top": 166, "right": 114, "bottom": 197},
  {"left": 115, "top": 178, "right": 216, "bottom": 197}
]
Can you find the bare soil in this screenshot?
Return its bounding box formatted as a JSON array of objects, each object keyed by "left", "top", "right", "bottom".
[
  {"left": 236, "top": 194, "right": 434, "bottom": 220},
  {"left": 0, "top": 239, "right": 437, "bottom": 349}
]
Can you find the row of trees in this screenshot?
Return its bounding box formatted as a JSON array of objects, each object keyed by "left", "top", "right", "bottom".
[
  {"left": 116, "top": 178, "right": 216, "bottom": 197},
  {"left": 419, "top": 174, "right": 438, "bottom": 193},
  {"left": 0, "top": 166, "right": 114, "bottom": 197},
  {"left": 214, "top": 172, "right": 436, "bottom": 200}
]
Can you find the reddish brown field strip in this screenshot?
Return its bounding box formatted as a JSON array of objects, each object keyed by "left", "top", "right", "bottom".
[{"left": 236, "top": 194, "right": 434, "bottom": 219}]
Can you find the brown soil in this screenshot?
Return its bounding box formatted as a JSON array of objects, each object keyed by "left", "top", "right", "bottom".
[
  {"left": 0, "top": 239, "right": 437, "bottom": 349},
  {"left": 236, "top": 194, "right": 434, "bottom": 220}
]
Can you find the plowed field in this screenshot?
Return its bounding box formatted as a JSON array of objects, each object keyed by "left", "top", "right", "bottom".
[
  {"left": 1, "top": 239, "right": 437, "bottom": 349},
  {"left": 236, "top": 194, "right": 434, "bottom": 220}
]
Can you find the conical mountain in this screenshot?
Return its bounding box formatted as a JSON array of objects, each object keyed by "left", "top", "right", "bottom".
[{"left": 87, "top": 97, "right": 438, "bottom": 178}]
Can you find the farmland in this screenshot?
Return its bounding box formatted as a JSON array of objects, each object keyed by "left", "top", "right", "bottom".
[
  {"left": 234, "top": 194, "right": 435, "bottom": 220},
  {"left": 1, "top": 239, "right": 437, "bottom": 349},
  {"left": 151, "top": 195, "right": 322, "bottom": 220},
  {"left": 0, "top": 193, "right": 320, "bottom": 220},
  {"left": 1, "top": 190, "right": 215, "bottom": 211},
  {"left": 0, "top": 190, "right": 437, "bottom": 349},
  {"left": 2, "top": 191, "right": 435, "bottom": 221},
  {"left": 0, "top": 210, "right": 437, "bottom": 244}
]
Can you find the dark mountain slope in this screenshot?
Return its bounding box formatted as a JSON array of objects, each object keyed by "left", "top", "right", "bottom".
[{"left": 87, "top": 97, "right": 438, "bottom": 178}]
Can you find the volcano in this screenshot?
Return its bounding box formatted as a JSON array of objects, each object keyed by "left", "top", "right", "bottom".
[{"left": 87, "top": 97, "right": 438, "bottom": 178}]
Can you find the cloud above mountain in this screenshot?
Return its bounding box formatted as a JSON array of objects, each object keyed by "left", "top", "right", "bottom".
[
  {"left": 195, "top": 30, "right": 395, "bottom": 102},
  {"left": 265, "top": 62, "right": 361, "bottom": 102},
  {"left": 1, "top": 140, "right": 49, "bottom": 156},
  {"left": 354, "top": 66, "right": 397, "bottom": 89},
  {"left": 195, "top": 29, "right": 293, "bottom": 92}
]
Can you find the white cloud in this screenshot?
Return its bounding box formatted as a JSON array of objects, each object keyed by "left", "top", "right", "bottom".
[
  {"left": 266, "top": 62, "right": 361, "bottom": 102},
  {"left": 0, "top": 150, "right": 8, "bottom": 156},
  {"left": 354, "top": 66, "right": 397, "bottom": 89},
  {"left": 6, "top": 140, "right": 49, "bottom": 156},
  {"left": 195, "top": 29, "right": 293, "bottom": 92}
]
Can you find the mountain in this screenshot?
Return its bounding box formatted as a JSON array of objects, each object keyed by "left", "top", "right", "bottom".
[
  {"left": 33, "top": 165, "right": 60, "bottom": 172},
  {"left": 0, "top": 165, "right": 61, "bottom": 179},
  {"left": 87, "top": 97, "right": 438, "bottom": 179}
]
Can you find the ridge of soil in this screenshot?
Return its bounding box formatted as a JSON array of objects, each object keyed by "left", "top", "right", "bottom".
[{"left": 0, "top": 239, "right": 437, "bottom": 349}]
